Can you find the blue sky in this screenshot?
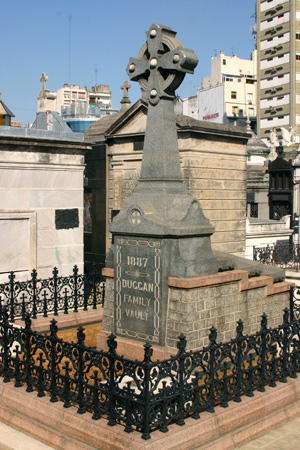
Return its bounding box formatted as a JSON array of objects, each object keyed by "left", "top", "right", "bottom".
[{"left": 1, "top": 0, "right": 256, "bottom": 126}]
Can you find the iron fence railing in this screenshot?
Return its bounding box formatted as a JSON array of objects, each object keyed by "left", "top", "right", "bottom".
[
  {"left": 0, "top": 266, "right": 105, "bottom": 322},
  {"left": 0, "top": 307, "right": 300, "bottom": 439},
  {"left": 253, "top": 243, "right": 300, "bottom": 271},
  {"left": 291, "top": 285, "right": 300, "bottom": 322}
]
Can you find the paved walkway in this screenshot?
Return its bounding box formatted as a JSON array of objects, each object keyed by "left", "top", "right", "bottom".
[
  {"left": 0, "top": 423, "right": 54, "bottom": 450},
  {"left": 238, "top": 416, "right": 300, "bottom": 450},
  {"left": 1, "top": 416, "right": 300, "bottom": 450}
]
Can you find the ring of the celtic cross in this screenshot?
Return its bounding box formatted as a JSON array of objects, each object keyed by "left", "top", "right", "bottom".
[{"left": 136, "top": 33, "right": 185, "bottom": 97}]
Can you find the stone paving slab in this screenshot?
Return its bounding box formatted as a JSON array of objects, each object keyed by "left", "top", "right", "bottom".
[
  {"left": 238, "top": 416, "right": 300, "bottom": 449},
  {"left": 0, "top": 422, "right": 54, "bottom": 450}
]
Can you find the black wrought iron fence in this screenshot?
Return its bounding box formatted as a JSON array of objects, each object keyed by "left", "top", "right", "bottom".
[
  {"left": 253, "top": 243, "right": 300, "bottom": 270},
  {"left": 0, "top": 307, "right": 300, "bottom": 439},
  {"left": 291, "top": 286, "right": 300, "bottom": 322},
  {"left": 0, "top": 266, "right": 105, "bottom": 322}
]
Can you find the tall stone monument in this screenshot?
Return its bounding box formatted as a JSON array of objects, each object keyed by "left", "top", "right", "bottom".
[
  {"left": 99, "top": 24, "right": 292, "bottom": 356},
  {"left": 103, "top": 24, "right": 218, "bottom": 347}
]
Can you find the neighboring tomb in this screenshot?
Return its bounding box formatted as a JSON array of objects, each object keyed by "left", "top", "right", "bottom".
[
  {"left": 85, "top": 100, "right": 251, "bottom": 268},
  {"left": 0, "top": 126, "right": 89, "bottom": 281}
]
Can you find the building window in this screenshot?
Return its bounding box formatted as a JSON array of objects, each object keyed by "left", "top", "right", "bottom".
[
  {"left": 232, "top": 106, "right": 238, "bottom": 116},
  {"left": 296, "top": 33, "right": 300, "bottom": 40},
  {"left": 231, "top": 91, "right": 237, "bottom": 99},
  {"left": 247, "top": 93, "right": 253, "bottom": 104},
  {"left": 296, "top": 53, "right": 300, "bottom": 61},
  {"left": 223, "top": 59, "right": 226, "bottom": 65},
  {"left": 250, "top": 203, "right": 258, "bottom": 218}
]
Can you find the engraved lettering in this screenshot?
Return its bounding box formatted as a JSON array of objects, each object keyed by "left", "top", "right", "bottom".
[
  {"left": 122, "top": 279, "right": 154, "bottom": 292},
  {"left": 123, "top": 294, "right": 151, "bottom": 306},
  {"left": 125, "top": 309, "right": 149, "bottom": 321}
]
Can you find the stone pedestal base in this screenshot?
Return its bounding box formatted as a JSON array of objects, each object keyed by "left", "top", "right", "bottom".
[
  {"left": 1, "top": 376, "right": 300, "bottom": 449},
  {"left": 100, "top": 268, "right": 294, "bottom": 354}
]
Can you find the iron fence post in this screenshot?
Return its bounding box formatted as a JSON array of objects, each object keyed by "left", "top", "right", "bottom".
[
  {"left": 76, "top": 325, "right": 86, "bottom": 414},
  {"left": 290, "top": 286, "right": 295, "bottom": 323},
  {"left": 280, "top": 308, "right": 290, "bottom": 383},
  {"left": 234, "top": 319, "right": 244, "bottom": 403},
  {"left": 49, "top": 319, "right": 58, "bottom": 403},
  {"left": 73, "top": 265, "right": 78, "bottom": 313},
  {"left": 53, "top": 267, "right": 58, "bottom": 316},
  {"left": 107, "top": 334, "right": 117, "bottom": 427},
  {"left": 141, "top": 342, "right": 153, "bottom": 440},
  {"left": 176, "top": 334, "right": 187, "bottom": 426},
  {"left": 9, "top": 271, "right": 15, "bottom": 322},
  {"left": 24, "top": 313, "right": 33, "bottom": 392},
  {"left": 258, "top": 313, "right": 268, "bottom": 392},
  {"left": 207, "top": 326, "right": 218, "bottom": 413},
  {"left": 42, "top": 291, "right": 48, "bottom": 317},
  {"left": 2, "top": 307, "right": 11, "bottom": 382},
  {"left": 31, "top": 269, "right": 37, "bottom": 320}
]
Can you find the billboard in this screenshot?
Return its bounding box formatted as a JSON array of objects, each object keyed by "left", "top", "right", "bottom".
[{"left": 198, "top": 84, "right": 224, "bottom": 124}]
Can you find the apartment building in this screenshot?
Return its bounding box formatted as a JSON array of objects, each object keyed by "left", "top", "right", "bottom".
[
  {"left": 37, "top": 75, "right": 117, "bottom": 133},
  {"left": 257, "top": 0, "right": 300, "bottom": 146},
  {"left": 197, "top": 50, "right": 257, "bottom": 128}
]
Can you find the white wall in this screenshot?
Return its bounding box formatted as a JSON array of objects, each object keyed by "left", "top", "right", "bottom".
[
  {"left": 0, "top": 130, "right": 86, "bottom": 281},
  {"left": 198, "top": 84, "right": 224, "bottom": 124}
]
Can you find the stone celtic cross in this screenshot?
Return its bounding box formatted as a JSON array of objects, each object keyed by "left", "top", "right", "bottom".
[
  {"left": 121, "top": 80, "right": 131, "bottom": 99},
  {"left": 40, "top": 72, "right": 48, "bottom": 92},
  {"left": 126, "top": 24, "right": 198, "bottom": 105}
]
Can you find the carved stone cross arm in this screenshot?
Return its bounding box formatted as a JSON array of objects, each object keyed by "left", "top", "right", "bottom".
[{"left": 126, "top": 23, "right": 198, "bottom": 105}]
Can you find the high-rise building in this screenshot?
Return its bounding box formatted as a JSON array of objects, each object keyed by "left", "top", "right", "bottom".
[{"left": 257, "top": 0, "right": 300, "bottom": 147}]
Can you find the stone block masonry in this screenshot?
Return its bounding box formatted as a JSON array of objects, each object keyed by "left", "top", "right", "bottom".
[
  {"left": 100, "top": 269, "right": 293, "bottom": 353},
  {"left": 167, "top": 270, "right": 292, "bottom": 350}
]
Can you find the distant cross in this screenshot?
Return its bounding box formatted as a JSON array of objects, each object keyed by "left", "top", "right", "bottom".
[
  {"left": 126, "top": 24, "right": 198, "bottom": 105},
  {"left": 40, "top": 72, "right": 48, "bottom": 91},
  {"left": 121, "top": 80, "right": 131, "bottom": 98}
]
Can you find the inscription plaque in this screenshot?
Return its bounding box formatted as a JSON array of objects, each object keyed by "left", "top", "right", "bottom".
[{"left": 114, "top": 236, "right": 162, "bottom": 344}]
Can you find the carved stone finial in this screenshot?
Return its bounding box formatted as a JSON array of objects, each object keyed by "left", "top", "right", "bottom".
[{"left": 120, "top": 80, "right": 131, "bottom": 111}]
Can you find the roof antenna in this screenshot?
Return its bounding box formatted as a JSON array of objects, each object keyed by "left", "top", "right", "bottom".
[{"left": 68, "top": 15, "right": 72, "bottom": 86}]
